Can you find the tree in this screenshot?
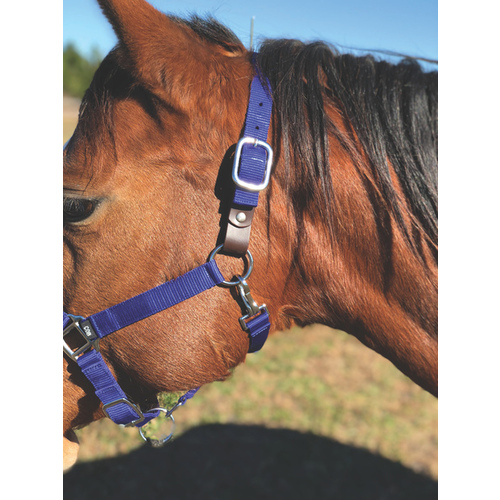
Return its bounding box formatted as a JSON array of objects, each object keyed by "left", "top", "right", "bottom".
[{"left": 63, "top": 43, "right": 102, "bottom": 98}]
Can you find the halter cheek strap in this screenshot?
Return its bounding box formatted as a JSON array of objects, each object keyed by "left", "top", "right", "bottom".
[
  {"left": 63, "top": 65, "right": 273, "bottom": 436},
  {"left": 223, "top": 67, "right": 273, "bottom": 256}
]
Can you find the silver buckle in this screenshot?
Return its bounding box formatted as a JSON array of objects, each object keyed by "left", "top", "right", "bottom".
[
  {"left": 232, "top": 137, "right": 273, "bottom": 192},
  {"left": 102, "top": 398, "right": 145, "bottom": 427},
  {"left": 63, "top": 314, "right": 100, "bottom": 362}
]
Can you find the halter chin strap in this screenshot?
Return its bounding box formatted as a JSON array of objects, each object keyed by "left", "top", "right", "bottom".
[{"left": 63, "top": 64, "right": 273, "bottom": 434}]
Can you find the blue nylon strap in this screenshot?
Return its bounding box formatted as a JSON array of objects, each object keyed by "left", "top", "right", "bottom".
[
  {"left": 232, "top": 72, "right": 273, "bottom": 207},
  {"left": 77, "top": 349, "right": 160, "bottom": 426},
  {"left": 64, "top": 311, "right": 159, "bottom": 426},
  {"left": 245, "top": 309, "right": 271, "bottom": 353},
  {"left": 64, "top": 261, "right": 224, "bottom": 427},
  {"left": 177, "top": 387, "right": 200, "bottom": 404},
  {"left": 63, "top": 311, "right": 71, "bottom": 329},
  {"left": 63, "top": 62, "right": 274, "bottom": 430},
  {"left": 88, "top": 261, "right": 224, "bottom": 339},
  {"left": 64, "top": 259, "right": 270, "bottom": 426}
]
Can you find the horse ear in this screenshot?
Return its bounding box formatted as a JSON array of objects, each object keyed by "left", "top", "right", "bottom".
[{"left": 96, "top": 0, "right": 227, "bottom": 103}]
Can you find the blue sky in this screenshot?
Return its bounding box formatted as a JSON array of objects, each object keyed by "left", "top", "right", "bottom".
[{"left": 64, "top": 0, "right": 437, "bottom": 68}]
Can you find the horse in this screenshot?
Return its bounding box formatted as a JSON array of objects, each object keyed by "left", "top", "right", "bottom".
[{"left": 63, "top": 0, "right": 437, "bottom": 471}]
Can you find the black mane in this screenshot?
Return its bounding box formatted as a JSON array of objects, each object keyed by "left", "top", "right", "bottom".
[
  {"left": 81, "top": 15, "right": 438, "bottom": 254},
  {"left": 183, "top": 16, "right": 438, "bottom": 252},
  {"left": 258, "top": 40, "right": 438, "bottom": 251}
]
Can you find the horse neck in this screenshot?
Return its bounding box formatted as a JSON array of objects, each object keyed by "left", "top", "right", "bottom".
[{"left": 274, "top": 136, "right": 438, "bottom": 395}]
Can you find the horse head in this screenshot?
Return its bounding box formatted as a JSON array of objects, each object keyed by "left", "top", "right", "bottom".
[{"left": 64, "top": 0, "right": 438, "bottom": 470}]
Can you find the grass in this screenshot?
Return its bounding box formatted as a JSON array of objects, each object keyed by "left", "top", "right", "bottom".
[
  {"left": 64, "top": 107, "right": 437, "bottom": 496},
  {"left": 72, "top": 326, "right": 437, "bottom": 480}
]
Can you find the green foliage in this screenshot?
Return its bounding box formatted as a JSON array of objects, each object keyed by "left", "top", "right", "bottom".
[{"left": 63, "top": 43, "right": 102, "bottom": 98}]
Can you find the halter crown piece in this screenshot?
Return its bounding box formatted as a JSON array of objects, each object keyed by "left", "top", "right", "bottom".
[{"left": 63, "top": 63, "right": 273, "bottom": 446}]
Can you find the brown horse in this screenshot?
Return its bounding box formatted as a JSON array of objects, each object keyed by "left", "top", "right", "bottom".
[{"left": 63, "top": 0, "right": 437, "bottom": 470}]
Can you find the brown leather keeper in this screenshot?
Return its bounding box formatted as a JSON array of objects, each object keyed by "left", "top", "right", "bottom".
[{"left": 222, "top": 207, "right": 255, "bottom": 256}]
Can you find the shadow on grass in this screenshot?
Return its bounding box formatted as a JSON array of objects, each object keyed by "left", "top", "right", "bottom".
[{"left": 64, "top": 424, "right": 437, "bottom": 500}]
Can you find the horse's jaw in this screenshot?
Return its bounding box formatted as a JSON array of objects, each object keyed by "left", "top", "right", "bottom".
[{"left": 63, "top": 430, "right": 79, "bottom": 471}]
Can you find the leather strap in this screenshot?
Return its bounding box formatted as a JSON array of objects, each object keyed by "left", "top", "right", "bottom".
[{"left": 223, "top": 207, "right": 256, "bottom": 256}]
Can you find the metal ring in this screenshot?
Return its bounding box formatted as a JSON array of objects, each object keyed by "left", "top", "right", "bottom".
[
  {"left": 208, "top": 244, "right": 254, "bottom": 287},
  {"left": 138, "top": 408, "right": 175, "bottom": 447}
]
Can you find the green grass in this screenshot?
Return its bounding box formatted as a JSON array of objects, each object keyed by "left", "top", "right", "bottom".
[{"left": 74, "top": 326, "right": 437, "bottom": 479}]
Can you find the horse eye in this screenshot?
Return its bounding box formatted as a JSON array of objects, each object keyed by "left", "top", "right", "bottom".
[{"left": 63, "top": 197, "right": 98, "bottom": 224}]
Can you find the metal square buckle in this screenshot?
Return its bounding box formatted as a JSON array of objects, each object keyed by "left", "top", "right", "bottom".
[
  {"left": 63, "top": 314, "right": 100, "bottom": 362},
  {"left": 102, "top": 398, "right": 145, "bottom": 427},
  {"left": 232, "top": 137, "right": 273, "bottom": 192}
]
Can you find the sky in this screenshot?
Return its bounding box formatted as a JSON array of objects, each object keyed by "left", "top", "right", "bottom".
[{"left": 63, "top": 0, "right": 437, "bottom": 69}]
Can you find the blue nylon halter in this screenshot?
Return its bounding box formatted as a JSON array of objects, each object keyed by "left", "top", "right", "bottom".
[{"left": 63, "top": 64, "right": 273, "bottom": 431}]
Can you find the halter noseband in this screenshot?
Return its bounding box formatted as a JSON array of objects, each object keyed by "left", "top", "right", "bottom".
[{"left": 63, "top": 64, "right": 273, "bottom": 446}]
